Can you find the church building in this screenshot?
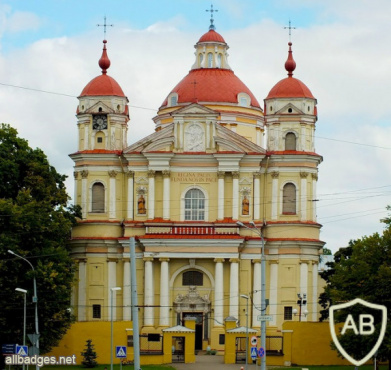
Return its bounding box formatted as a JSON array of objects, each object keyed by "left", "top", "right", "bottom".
[{"left": 70, "top": 18, "right": 324, "bottom": 352}]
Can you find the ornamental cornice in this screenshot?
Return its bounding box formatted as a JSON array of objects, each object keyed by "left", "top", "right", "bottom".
[
  {"left": 81, "top": 170, "right": 89, "bottom": 179},
  {"left": 311, "top": 173, "right": 318, "bottom": 180},
  {"left": 214, "top": 258, "right": 225, "bottom": 263},
  {"left": 108, "top": 170, "right": 118, "bottom": 178},
  {"left": 217, "top": 171, "right": 225, "bottom": 179},
  {"left": 126, "top": 171, "right": 134, "bottom": 178},
  {"left": 74, "top": 171, "right": 79, "bottom": 179},
  {"left": 253, "top": 171, "right": 262, "bottom": 179},
  {"left": 147, "top": 170, "right": 156, "bottom": 178},
  {"left": 232, "top": 171, "right": 240, "bottom": 179},
  {"left": 271, "top": 171, "right": 279, "bottom": 179},
  {"left": 300, "top": 172, "right": 309, "bottom": 179}
]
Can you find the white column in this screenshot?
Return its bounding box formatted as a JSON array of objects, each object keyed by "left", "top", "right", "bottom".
[
  {"left": 163, "top": 171, "right": 170, "bottom": 220},
  {"left": 212, "top": 123, "right": 216, "bottom": 149},
  {"left": 300, "top": 123, "right": 306, "bottom": 150},
  {"left": 123, "top": 260, "right": 131, "bottom": 321},
  {"left": 144, "top": 258, "right": 154, "bottom": 326},
  {"left": 312, "top": 173, "right": 318, "bottom": 221},
  {"left": 78, "top": 259, "right": 87, "bottom": 321},
  {"left": 312, "top": 262, "right": 318, "bottom": 322},
  {"left": 73, "top": 172, "right": 78, "bottom": 206},
  {"left": 148, "top": 170, "right": 155, "bottom": 220},
  {"left": 300, "top": 261, "right": 308, "bottom": 322},
  {"left": 84, "top": 125, "right": 89, "bottom": 150},
  {"left": 229, "top": 259, "right": 239, "bottom": 319},
  {"left": 206, "top": 122, "right": 210, "bottom": 149},
  {"left": 109, "top": 170, "right": 117, "bottom": 219},
  {"left": 252, "top": 260, "right": 262, "bottom": 328},
  {"left": 108, "top": 259, "right": 117, "bottom": 320},
  {"left": 81, "top": 170, "right": 88, "bottom": 219},
  {"left": 214, "top": 258, "right": 224, "bottom": 326},
  {"left": 232, "top": 172, "right": 239, "bottom": 220},
  {"left": 179, "top": 122, "right": 184, "bottom": 149},
  {"left": 300, "top": 172, "right": 308, "bottom": 221},
  {"left": 254, "top": 173, "right": 261, "bottom": 220},
  {"left": 269, "top": 261, "right": 278, "bottom": 326},
  {"left": 256, "top": 127, "right": 262, "bottom": 147},
  {"left": 127, "top": 172, "right": 134, "bottom": 220},
  {"left": 217, "top": 171, "right": 225, "bottom": 220},
  {"left": 159, "top": 258, "right": 170, "bottom": 326},
  {"left": 271, "top": 172, "right": 279, "bottom": 220}
]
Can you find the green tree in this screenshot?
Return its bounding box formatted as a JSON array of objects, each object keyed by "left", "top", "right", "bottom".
[
  {"left": 0, "top": 124, "right": 81, "bottom": 361},
  {"left": 319, "top": 214, "right": 391, "bottom": 367},
  {"left": 81, "top": 339, "right": 98, "bottom": 368}
]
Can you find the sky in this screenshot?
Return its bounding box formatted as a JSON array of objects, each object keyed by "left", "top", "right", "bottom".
[{"left": 1, "top": 0, "right": 391, "bottom": 253}]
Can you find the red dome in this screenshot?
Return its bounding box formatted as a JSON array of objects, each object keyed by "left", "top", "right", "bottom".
[
  {"left": 161, "top": 68, "right": 260, "bottom": 108},
  {"left": 79, "top": 74, "right": 125, "bottom": 97},
  {"left": 266, "top": 77, "right": 314, "bottom": 99},
  {"left": 198, "top": 29, "right": 226, "bottom": 43}
]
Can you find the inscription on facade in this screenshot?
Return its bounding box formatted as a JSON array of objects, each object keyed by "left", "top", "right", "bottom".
[{"left": 172, "top": 172, "right": 217, "bottom": 183}]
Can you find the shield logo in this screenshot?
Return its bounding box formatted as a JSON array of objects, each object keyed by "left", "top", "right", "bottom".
[{"left": 329, "top": 298, "right": 387, "bottom": 366}]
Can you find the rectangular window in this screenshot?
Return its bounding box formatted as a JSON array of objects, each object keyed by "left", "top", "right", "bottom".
[
  {"left": 219, "top": 334, "right": 225, "bottom": 345},
  {"left": 148, "top": 333, "right": 161, "bottom": 342},
  {"left": 92, "top": 304, "right": 101, "bottom": 319},
  {"left": 127, "top": 335, "right": 134, "bottom": 347},
  {"left": 284, "top": 306, "right": 293, "bottom": 320}
]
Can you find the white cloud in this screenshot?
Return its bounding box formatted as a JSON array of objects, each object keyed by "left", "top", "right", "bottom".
[{"left": 5, "top": 11, "right": 41, "bottom": 33}]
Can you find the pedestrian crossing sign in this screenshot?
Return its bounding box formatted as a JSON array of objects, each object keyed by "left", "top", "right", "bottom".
[
  {"left": 16, "top": 345, "right": 28, "bottom": 356},
  {"left": 116, "top": 346, "right": 127, "bottom": 358}
]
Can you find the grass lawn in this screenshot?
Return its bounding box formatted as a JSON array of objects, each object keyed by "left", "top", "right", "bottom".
[
  {"left": 43, "top": 366, "right": 175, "bottom": 370},
  {"left": 273, "top": 366, "right": 388, "bottom": 370}
]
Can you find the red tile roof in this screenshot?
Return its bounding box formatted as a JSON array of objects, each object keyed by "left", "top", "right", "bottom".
[
  {"left": 79, "top": 74, "right": 125, "bottom": 97},
  {"left": 198, "top": 29, "right": 226, "bottom": 43},
  {"left": 266, "top": 76, "right": 314, "bottom": 99},
  {"left": 161, "top": 69, "right": 260, "bottom": 108}
]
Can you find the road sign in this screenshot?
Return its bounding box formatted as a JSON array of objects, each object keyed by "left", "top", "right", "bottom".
[
  {"left": 250, "top": 336, "right": 257, "bottom": 346},
  {"left": 2, "top": 344, "right": 16, "bottom": 354},
  {"left": 258, "top": 347, "right": 265, "bottom": 358},
  {"left": 257, "top": 315, "right": 273, "bottom": 321},
  {"left": 27, "top": 334, "right": 40, "bottom": 346},
  {"left": 16, "top": 345, "right": 28, "bottom": 356},
  {"left": 116, "top": 346, "right": 127, "bottom": 358},
  {"left": 250, "top": 347, "right": 258, "bottom": 360}
]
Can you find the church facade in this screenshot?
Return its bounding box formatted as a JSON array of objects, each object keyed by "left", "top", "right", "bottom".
[{"left": 70, "top": 23, "right": 324, "bottom": 352}]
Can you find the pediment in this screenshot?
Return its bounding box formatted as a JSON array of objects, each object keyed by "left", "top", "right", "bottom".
[
  {"left": 276, "top": 103, "right": 304, "bottom": 115},
  {"left": 85, "top": 101, "right": 115, "bottom": 114},
  {"left": 172, "top": 103, "right": 218, "bottom": 117},
  {"left": 124, "top": 124, "right": 175, "bottom": 153},
  {"left": 215, "top": 124, "right": 266, "bottom": 154}
]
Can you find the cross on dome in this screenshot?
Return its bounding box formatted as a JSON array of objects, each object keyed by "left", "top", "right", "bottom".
[
  {"left": 97, "top": 16, "right": 114, "bottom": 40},
  {"left": 284, "top": 19, "right": 296, "bottom": 42},
  {"left": 206, "top": 4, "right": 218, "bottom": 30}
]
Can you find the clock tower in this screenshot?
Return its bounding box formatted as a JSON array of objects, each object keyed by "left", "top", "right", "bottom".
[{"left": 75, "top": 39, "right": 129, "bottom": 152}]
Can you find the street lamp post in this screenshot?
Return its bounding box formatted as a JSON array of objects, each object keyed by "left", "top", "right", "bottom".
[
  {"left": 237, "top": 221, "right": 266, "bottom": 370},
  {"left": 110, "top": 287, "right": 121, "bottom": 370},
  {"left": 240, "top": 294, "right": 249, "bottom": 370},
  {"left": 15, "top": 288, "right": 27, "bottom": 370},
  {"left": 8, "top": 250, "right": 39, "bottom": 357}
]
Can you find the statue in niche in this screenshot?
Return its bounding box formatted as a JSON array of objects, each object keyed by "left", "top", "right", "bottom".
[
  {"left": 138, "top": 194, "right": 146, "bottom": 214},
  {"left": 242, "top": 195, "right": 249, "bottom": 215}
]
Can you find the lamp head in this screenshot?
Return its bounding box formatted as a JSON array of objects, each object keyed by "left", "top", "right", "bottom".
[
  {"left": 250, "top": 221, "right": 256, "bottom": 227},
  {"left": 8, "top": 250, "right": 15, "bottom": 255},
  {"left": 240, "top": 294, "right": 249, "bottom": 299},
  {"left": 110, "top": 287, "right": 121, "bottom": 291},
  {"left": 236, "top": 221, "right": 245, "bottom": 227},
  {"left": 15, "top": 288, "right": 27, "bottom": 294}
]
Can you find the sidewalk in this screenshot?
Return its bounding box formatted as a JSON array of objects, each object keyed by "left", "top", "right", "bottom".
[{"left": 172, "top": 354, "right": 261, "bottom": 370}]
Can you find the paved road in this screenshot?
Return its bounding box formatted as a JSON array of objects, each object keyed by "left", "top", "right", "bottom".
[{"left": 172, "top": 355, "right": 261, "bottom": 370}]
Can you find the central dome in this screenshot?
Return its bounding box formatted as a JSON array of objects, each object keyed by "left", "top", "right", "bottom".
[{"left": 160, "top": 68, "right": 260, "bottom": 108}]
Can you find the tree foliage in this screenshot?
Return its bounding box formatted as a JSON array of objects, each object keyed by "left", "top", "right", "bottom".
[
  {"left": 319, "top": 211, "right": 391, "bottom": 364},
  {"left": 0, "top": 124, "right": 81, "bottom": 358}
]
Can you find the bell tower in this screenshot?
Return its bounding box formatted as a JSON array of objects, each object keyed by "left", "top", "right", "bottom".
[{"left": 76, "top": 40, "right": 129, "bottom": 153}]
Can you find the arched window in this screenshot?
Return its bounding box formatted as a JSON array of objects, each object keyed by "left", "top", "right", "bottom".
[
  {"left": 184, "top": 188, "right": 205, "bottom": 220},
  {"left": 282, "top": 183, "right": 296, "bottom": 214},
  {"left": 207, "top": 53, "right": 213, "bottom": 68},
  {"left": 91, "top": 182, "right": 105, "bottom": 213},
  {"left": 199, "top": 53, "right": 204, "bottom": 66},
  {"left": 183, "top": 270, "right": 203, "bottom": 286},
  {"left": 217, "top": 53, "right": 222, "bottom": 68},
  {"left": 285, "top": 133, "right": 296, "bottom": 151}
]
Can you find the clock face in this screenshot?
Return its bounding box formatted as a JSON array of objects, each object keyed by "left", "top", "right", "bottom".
[{"left": 93, "top": 115, "right": 107, "bottom": 130}]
